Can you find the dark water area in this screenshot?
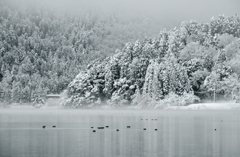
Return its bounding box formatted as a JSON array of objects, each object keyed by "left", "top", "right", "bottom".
[{"left": 0, "top": 109, "right": 240, "bottom": 157}]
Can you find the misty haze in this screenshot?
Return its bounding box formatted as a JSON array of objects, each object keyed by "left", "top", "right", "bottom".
[{"left": 0, "top": 0, "right": 240, "bottom": 157}]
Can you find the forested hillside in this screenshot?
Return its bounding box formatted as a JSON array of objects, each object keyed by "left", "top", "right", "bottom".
[
  {"left": 0, "top": 3, "right": 165, "bottom": 104},
  {"left": 65, "top": 14, "right": 240, "bottom": 108},
  {"left": 1, "top": 2, "right": 240, "bottom": 108}
]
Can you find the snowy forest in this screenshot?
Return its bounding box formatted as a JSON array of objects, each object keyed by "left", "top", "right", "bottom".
[
  {"left": 66, "top": 14, "right": 240, "bottom": 108},
  {"left": 1, "top": 2, "right": 240, "bottom": 108}
]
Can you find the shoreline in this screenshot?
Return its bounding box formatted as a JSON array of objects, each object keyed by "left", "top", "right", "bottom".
[
  {"left": 1, "top": 102, "right": 240, "bottom": 110},
  {"left": 165, "top": 102, "right": 240, "bottom": 110}
]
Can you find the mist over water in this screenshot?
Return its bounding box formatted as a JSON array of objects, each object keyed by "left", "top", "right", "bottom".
[{"left": 1, "top": 110, "right": 240, "bottom": 157}]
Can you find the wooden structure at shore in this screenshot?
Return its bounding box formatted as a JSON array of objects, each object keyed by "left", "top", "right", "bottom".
[
  {"left": 45, "top": 94, "right": 61, "bottom": 106},
  {"left": 46, "top": 94, "right": 60, "bottom": 99}
]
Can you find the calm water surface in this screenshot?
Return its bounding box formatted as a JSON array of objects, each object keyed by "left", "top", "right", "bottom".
[{"left": 0, "top": 109, "right": 240, "bottom": 157}]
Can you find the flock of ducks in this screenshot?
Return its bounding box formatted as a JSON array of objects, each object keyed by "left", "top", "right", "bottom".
[
  {"left": 41, "top": 118, "right": 218, "bottom": 131},
  {"left": 41, "top": 118, "right": 159, "bottom": 132}
]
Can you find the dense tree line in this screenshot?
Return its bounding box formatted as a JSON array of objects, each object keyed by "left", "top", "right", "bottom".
[
  {"left": 0, "top": 4, "right": 163, "bottom": 104},
  {"left": 65, "top": 14, "right": 240, "bottom": 108}
]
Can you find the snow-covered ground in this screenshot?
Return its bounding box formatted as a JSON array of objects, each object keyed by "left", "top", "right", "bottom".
[{"left": 166, "top": 103, "right": 240, "bottom": 110}]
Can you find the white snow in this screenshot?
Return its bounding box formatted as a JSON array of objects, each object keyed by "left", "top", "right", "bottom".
[{"left": 166, "top": 103, "right": 240, "bottom": 110}]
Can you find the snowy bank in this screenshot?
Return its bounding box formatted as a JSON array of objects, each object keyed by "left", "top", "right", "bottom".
[{"left": 166, "top": 103, "right": 240, "bottom": 110}]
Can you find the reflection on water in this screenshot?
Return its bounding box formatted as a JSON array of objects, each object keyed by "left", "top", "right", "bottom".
[{"left": 0, "top": 110, "right": 240, "bottom": 157}]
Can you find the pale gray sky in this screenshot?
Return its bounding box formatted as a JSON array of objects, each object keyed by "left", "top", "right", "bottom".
[{"left": 3, "top": 0, "right": 240, "bottom": 23}]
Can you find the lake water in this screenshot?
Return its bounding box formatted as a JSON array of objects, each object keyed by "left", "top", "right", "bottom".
[{"left": 0, "top": 109, "right": 240, "bottom": 157}]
